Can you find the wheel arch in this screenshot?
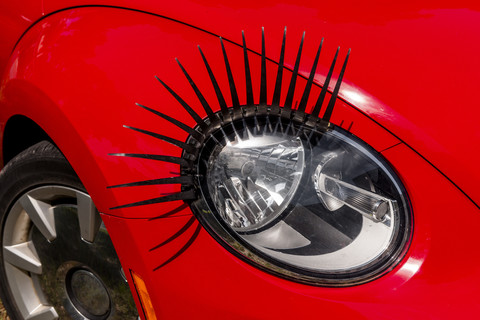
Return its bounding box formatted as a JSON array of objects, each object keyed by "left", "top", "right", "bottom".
[
  {"left": 2, "top": 115, "right": 52, "bottom": 166},
  {"left": 0, "top": 6, "right": 247, "bottom": 220},
  {"left": 0, "top": 6, "right": 176, "bottom": 218}
]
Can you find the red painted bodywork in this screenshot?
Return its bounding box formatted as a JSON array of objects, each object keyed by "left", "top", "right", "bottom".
[{"left": 0, "top": 1, "right": 479, "bottom": 318}]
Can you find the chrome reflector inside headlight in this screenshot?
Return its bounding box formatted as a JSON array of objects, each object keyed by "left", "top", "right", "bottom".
[
  {"left": 194, "top": 115, "right": 411, "bottom": 286},
  {"left": 207, "top": 134, "right": 304, "bottom": 232}
]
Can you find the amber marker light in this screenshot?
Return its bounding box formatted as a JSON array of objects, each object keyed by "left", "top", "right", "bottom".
[{"left": 131, "top": 270, "right": 158, "bottom": 320}]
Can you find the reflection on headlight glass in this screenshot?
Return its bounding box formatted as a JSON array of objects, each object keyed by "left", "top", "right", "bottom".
[
  {"left": 208, "top": 135, "right": 304, "bottom": 232},
  {"left": 197, "top": 116, "right": 410, "bottom": 284}
]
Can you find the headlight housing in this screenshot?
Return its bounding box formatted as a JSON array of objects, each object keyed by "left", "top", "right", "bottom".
[{"left": 193, "top": 113, "right": 411, "bottom": 286}]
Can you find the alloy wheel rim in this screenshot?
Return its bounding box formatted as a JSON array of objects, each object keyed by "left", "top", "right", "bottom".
[{"left": 2, "top": 185, "right": 137, "bottom": 319}]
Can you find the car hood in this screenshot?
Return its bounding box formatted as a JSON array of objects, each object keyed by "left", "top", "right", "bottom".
[{"left": 43, "top": 0, "right": 480, "bottom": 206}]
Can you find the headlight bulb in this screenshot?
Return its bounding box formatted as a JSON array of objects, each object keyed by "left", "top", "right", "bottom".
[{"left": 314, "top": 151, "right": 395, "bottom": 224}]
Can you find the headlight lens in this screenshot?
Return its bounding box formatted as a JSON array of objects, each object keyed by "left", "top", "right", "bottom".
[
  {"left": 194, "top": 115, "right": 411, "bottom": 286},
  {"left": 207, "top": 133, "right": 304, "bottom": 232}
]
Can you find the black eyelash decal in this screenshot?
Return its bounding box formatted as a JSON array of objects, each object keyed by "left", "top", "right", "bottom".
[
  {"left": 348, "top": 121, "right": 354, "bottom": 131},
  {"left": 135, "top": 103, "right": 203, "bottom": 141},
  {"left": 150, "top": 216, "right": 196, "bottom": 252},
  {"left": 110, "top": 190, "right": 196, "bottom": 210},
  {"left": 176, "top": 58, "right": 215, "bottom": 118},
  {"left": 109, "top": 28, "right": 350, "bottom": 269},
  {"left": 155, "top": 77, "right": 208, "bottom": 130},
  {"left": 108, "top": 176, "right": 194, "bottom": 189},
  {"left": 323, "top": 48, "right": 351, "bottom": 122},
  {"left": 149, "top": 203, "right": 190, "bottom": 220},
  {"left": 198, "top": 46, "right": 228, "bottom": 112},
  {"left": 310, "top": 47, "right": 339, "bottom": 119},
  {"left": 108, "top": 153, "right": 189, "bottom": 166},
  {"left": 124, "top": 125, "right": 197, "bottom": 154},
  {"left": 272, "top": 27, "right": 287, "bottom": 108},
  {"left": 153, "top": 223, "right": 201, "bottom": 271},
  {"left": 297, "top": 38, "right": 323, "bottom": 114},
  {"left": 242, "top": 31, "right": 254, "bottom": 106},
  {"left": 284, "top": 31, "right": 305, "bottom": 111},
  {"left": 260, "top": 27, "right": 267, "bottom": 105},
  {"left": 220, "top": 37, "right": 240, "bottom": 110}
]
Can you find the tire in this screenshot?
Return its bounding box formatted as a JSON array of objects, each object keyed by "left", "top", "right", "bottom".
[{"left": 0, "top": 141, "right": 138, "bottom": 319}]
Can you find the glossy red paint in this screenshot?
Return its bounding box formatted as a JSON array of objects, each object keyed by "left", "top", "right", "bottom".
[
  {"left": 0, "top": 0, "right": 42, "bottom": 80},
  {"left": 101, "top": 143, "right": 480, "bottom": 318},
  {"left": 0, "top": 7, "right": 399, "bottom": 219},
  {"left": 1, "top": 2, "right": 479, "bottom": 319},
  {"left": 38, "top": 0, "right": 480, "bottom": 207}
]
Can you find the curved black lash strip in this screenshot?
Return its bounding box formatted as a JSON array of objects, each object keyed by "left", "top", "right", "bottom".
[
  {"left": 108, "top": 28, "right": 350, "bottom": 270},
  {"left": 152, "top": 223, "right": 201, "bottom": 271}
]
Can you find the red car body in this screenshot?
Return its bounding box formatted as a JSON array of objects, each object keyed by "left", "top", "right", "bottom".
[{"left": 1, "top": 0, "right": 479, "bottom": 318}]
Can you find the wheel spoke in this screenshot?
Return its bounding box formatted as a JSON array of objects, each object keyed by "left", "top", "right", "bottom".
[
  {"left": 19, "top": 194, "right": 56, "bottom": 241},
  {"left": 25, "top": 305, "right": 58, "bottom": 320},
  {"left": 3, "top": 241, "right": 42, "bottom": 274},
  {"left": 76, "top": 191, "right": 102, "bottom": 243},
  {"left": 4, "top": 186, "right": 137, "bottom": 319}
]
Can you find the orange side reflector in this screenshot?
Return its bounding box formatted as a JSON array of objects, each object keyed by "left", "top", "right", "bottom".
[{"left": 131, "top": 270, "right": 158, "bottom": 320}]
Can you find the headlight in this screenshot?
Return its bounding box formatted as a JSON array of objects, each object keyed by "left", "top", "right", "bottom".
[
  {"left": 194, "top": 114, "right": 411, "bottom": 286},
  {"left": 114, "top": 29, "right": 412, "bottom": 285}
]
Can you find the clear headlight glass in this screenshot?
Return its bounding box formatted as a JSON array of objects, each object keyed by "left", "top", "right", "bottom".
[
  {"left": 207, "top": 134, "right": 304, "bottom": 232},
  {"left": 195, "top": 115, "right": 411, "bottom": 286}
]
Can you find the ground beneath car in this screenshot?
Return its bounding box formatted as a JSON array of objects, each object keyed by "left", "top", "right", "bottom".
[{"left": 0, "top": 302, "right": 9, "bottom": 320}]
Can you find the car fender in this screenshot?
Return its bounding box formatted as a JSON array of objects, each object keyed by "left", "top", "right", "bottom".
[
  {"left": 0, "top": 6, "right": 399, "bottom": 219},
  {"left": 2, "top": 6, "right": 480, "bottom": 318}
]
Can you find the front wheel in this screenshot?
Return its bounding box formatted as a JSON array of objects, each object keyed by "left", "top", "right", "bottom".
[{"left": 0, "top": 141, "right": 138, "bottom": 319}]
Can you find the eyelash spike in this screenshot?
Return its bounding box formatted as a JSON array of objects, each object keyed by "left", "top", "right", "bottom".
[
  {"left": 297, "top": 38, "right": 323, "bottom": 113},
  {"left": 135, "top": 103, "right": 203, "bottom": 141},
  {"left": 284, "top": 31, "right": 305, "bottom": 110},
  {"left": 176, "top": 58, "right": 214, "bottom": 118},
  {"left": 198, "top": 45, "right": 228, "bottom": 112},
  {"left": 149, "top": 203, "right": 189, "bottom": 220},
  {"left": 220, "top": 37, "right": 240, "bottom": 110},
  {"left": 108, "top": 153, "right": 189, "bottom": 166},
  {"left": 108, "top": 176, "right": 194, "bottom": 189},
  {"left": 322, "top": 48, "right": 351, "bottom": 122},
  {"left": 150, "top": 216, "right": 196, "bottom": 252},
  {"left": 272, "top": 27, "right": 287, "bottom": 107},
  {"left": 123, "top": 125, "right": 196, "bottom": 154},
  {"left": 242, "top": 31, "right": 254, "bottom": 106},
  {"left": 310, "top": 46, "right": 340, "bottom": 119},
  {"left": 110, "top": 190, "right": 197, "bottom": 210},
  {"left": 153, "top": 223, "right": 201, "bottom": 271},
  {"left": 155, "top": 76, "right": 207, "bottom": 130},
  {"left": 260, "top": 27, "right": 267, "bottom": 105}
]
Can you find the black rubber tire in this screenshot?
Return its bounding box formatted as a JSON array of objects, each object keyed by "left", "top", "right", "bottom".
[{"left": 0, "top": 141, "right": 83, "bottom": 319}]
